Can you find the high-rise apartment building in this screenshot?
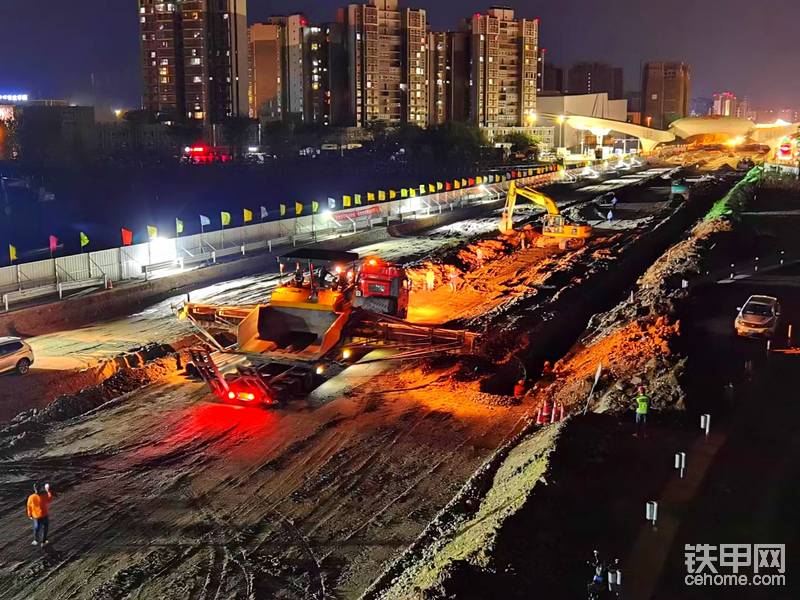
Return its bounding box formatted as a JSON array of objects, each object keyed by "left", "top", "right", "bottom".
[
  {"left": 248, "top": 23, "right": 283, "bottom": 120},
  {"left": 428, "top": 32, "right": 448, "bottom": 126},
  {"left": 736, "top": 96, "right": 752, "bottom": 121},
  {"left": 249, "top": 17, "right": 344, "bottom": 125},
  {"left": 266, "top": 15, "right": 308, "bottom": 119},
  {"left": 138, "top": 0, "right": 249, "bottom": 123},
  {"left": 427, "top": 31, "right": 470, "bottom": 125},
  {"left": 464, "top": 8, "right": 539, "bottom": 130},
  {"left": 641, "top": 61, "right": 690, "bottom": 129},
  {"left": 566, "top": 62, "right": 623, "bottom": 100},
  {"left": 338, "top": 0, "right": 429, "bottom": 127},
  {"left": 712, "top": 91, "right": 738, "bottom": 117}
]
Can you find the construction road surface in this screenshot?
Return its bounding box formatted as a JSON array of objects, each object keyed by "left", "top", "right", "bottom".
[{"left": 0, "top": 166, "right": 678, "bottom": 599}]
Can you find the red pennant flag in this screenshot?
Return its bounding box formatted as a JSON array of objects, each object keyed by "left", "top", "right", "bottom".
[
  {"left": 468, "top": 177, "right": 475, "bottom": 186},
  {"left": 48, "top": 235, "right": 58, "bottom": 254},
  {"left": 121, "top": 228, "right": 133, "bottom": 246},
  {"left": 445, "top": 182, "right": 452, "bottom": 191},
  {"left": 511, "top": 170, "right": 517, "bottom": 178}
]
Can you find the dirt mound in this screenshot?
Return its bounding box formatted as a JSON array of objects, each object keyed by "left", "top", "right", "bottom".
[
  {"left": 0, "top": 351, "right": 185, "bottom": 455},
  {"left": 35, "top": 354, "right": 182, "bottom": 423},
  {"left": 547, "top": 316, "right": 683, "bottom": 413}
]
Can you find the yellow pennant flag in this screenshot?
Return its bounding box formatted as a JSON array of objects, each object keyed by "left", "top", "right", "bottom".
[
  {"left": 354, "top": 194, "right": 362, "bottom": 205},
  {"left": 9, "top": 244, "right": 17, "bottom": 262},
  {"left": 280, "top": 204, "right": 286, "bottom": 217},
  {"left": 428, "top": 183, "right": 435, "bottom": 193},
  {"left": 378, "top": 190, "right": 386, "bottom": 201},
  {"left": 367, "top": 192, "right": 375, "bottom": 202},
  {"left": 80, "top": 231, "right": 90, "bottom": 247},
  {"left": 410, "top": 188, "right": 417, "bottom": 197},
  {"left": 437, "top": 182, "right": 443, "bottom": 191},
  {"left": 476, "top": 176, "right": 482, "bottom": 185},
  {"left": 311, "top": 201, "right": 319, "bottom": 214},
  {"left": 295, "top": 202, "right": 303, "bottom": 216},
  {"left": 401, "top": 188, "right": 408, "bottom": 198},
  {"left": 243, "top": 208, "right": 253, "bottom": 223},
  {"left": 146, "top": 226, "right": 158, "bottom": 240},
  {"left": 389, "top": 190, "right": 397, "bottom": 200},
  {"left": 461, "top": 178, "right": 467, "bottom": 187},
  {"left": 175, "top": 219, "right": 184, "bottom": 235},
  {"left": 221, "top": 212, "right": 231, "bottom": 227},
  {"left": 419, "top": 184, "right": 425, "bottom": 194},
  {"left": 454, "top": 180, "right": 461, "bottom": 190},
  {"left": 343, "top": 195, "right": 352, "bottom": 208}
]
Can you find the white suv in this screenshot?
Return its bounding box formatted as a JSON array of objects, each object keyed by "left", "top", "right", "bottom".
[
  {"left": 735, "top": 295, "right": 781, "bottom": 339},
  {"left": 0, "top": 337, "right": 34, "bottom": 374}
]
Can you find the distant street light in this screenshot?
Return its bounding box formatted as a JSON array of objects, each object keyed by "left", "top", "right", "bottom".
[{"left": 113, "top": 109, "right": 123, "bottom": 119}]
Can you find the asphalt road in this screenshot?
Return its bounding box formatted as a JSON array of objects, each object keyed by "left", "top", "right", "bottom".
[{"left": 639, "top": 272, "right": 800, "bottom": 599}]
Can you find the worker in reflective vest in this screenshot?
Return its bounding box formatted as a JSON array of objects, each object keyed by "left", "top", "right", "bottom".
[{"left": 634, "top": 386, "right": 650, "bottom": 438}]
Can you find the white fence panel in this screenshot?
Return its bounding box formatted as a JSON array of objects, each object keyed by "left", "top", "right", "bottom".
[
  {"left": 203, "top": 230, "right": 225, "bottom": 250},
  {"left": 57, "top": 253, "right": 94, "bottom": 282},
  {"left": 0, "top": 266, "right": 17, "bottom": 291},
  {"left": 90, "top": 248, "right": 123, "bottom": 282},
  {"left": 177, "top": 233, "right": 205, "bottom": 256},
  {"left": 18, "top": 259, "right": 56, "bottom": 288},
  {"left": 119, "top": 243, "right": 150, "bottom": 280}
]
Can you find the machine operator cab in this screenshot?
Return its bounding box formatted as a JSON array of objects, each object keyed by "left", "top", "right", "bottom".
[
  {"left": 353, "top": 256, "right": 410, "bottom": 319},
  {"left": 278, "top": 248, "right": 359, "bottom": 302},
  {"left": 274, "top": 249, "right": 409, "bottom": 319}
]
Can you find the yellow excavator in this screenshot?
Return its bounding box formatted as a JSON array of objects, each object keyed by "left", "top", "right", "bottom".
[{"left": 499, "top": 181, "right": 592, "bottom": 249}]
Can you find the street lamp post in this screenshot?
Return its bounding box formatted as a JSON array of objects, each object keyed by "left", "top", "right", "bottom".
[{"left": 557, "top": 115, "right": 565, "bottom": 151}]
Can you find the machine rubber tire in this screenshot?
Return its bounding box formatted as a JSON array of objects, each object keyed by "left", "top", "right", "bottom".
[{"left": 15, "top": 358, "right": 31, "bottom": 375}]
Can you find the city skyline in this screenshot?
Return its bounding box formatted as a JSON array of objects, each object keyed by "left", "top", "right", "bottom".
[{"left": 0, "top": 0, "right": 798, "bottom": 113}]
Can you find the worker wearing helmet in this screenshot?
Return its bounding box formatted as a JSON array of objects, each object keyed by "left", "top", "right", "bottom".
[
  {"left": 513, "top": 379, "right": 526, "bottom": 398},
  {"left": 634, "top": 386, "right": 650, "bottom": 438}
]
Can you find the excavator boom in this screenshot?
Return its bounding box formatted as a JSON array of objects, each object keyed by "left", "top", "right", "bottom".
[{"left": 499, "top": 181, "right": 592, "bottom": 249}]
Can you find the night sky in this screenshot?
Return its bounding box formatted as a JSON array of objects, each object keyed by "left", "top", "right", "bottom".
[{"left": 1, "top": 0, "right": 798, "bottom": 114}]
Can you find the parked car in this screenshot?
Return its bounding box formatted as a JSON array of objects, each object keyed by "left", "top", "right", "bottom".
[
  {"left": 0, "top": 336, "right": 34, "bottom": 374},
  {"left": 735, "top": 295, "right": 781, "bottom": 338}
]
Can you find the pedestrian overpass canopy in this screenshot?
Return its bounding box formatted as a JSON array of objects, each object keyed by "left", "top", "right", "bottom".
[{"left": 565, "top": 115, "right": 799, "bottom": 153}]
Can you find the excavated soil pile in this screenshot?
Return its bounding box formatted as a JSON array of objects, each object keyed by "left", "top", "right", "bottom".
[
  {"left": 544, "top": 216, "right": 734, "bottom": 414},
  {"left": 546, "top": 316, "right": 681, "bottom": 413},
  {"left": 406, "top": 237, "right": 519, "bottom": 290},
  {"left": 0, "top": 349, "right": 185, "bottom": 455}
]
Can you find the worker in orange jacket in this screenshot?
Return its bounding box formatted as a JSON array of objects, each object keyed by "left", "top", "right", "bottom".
[{"left": 26, "top": 483, "right": 54, "bottom": 546}]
